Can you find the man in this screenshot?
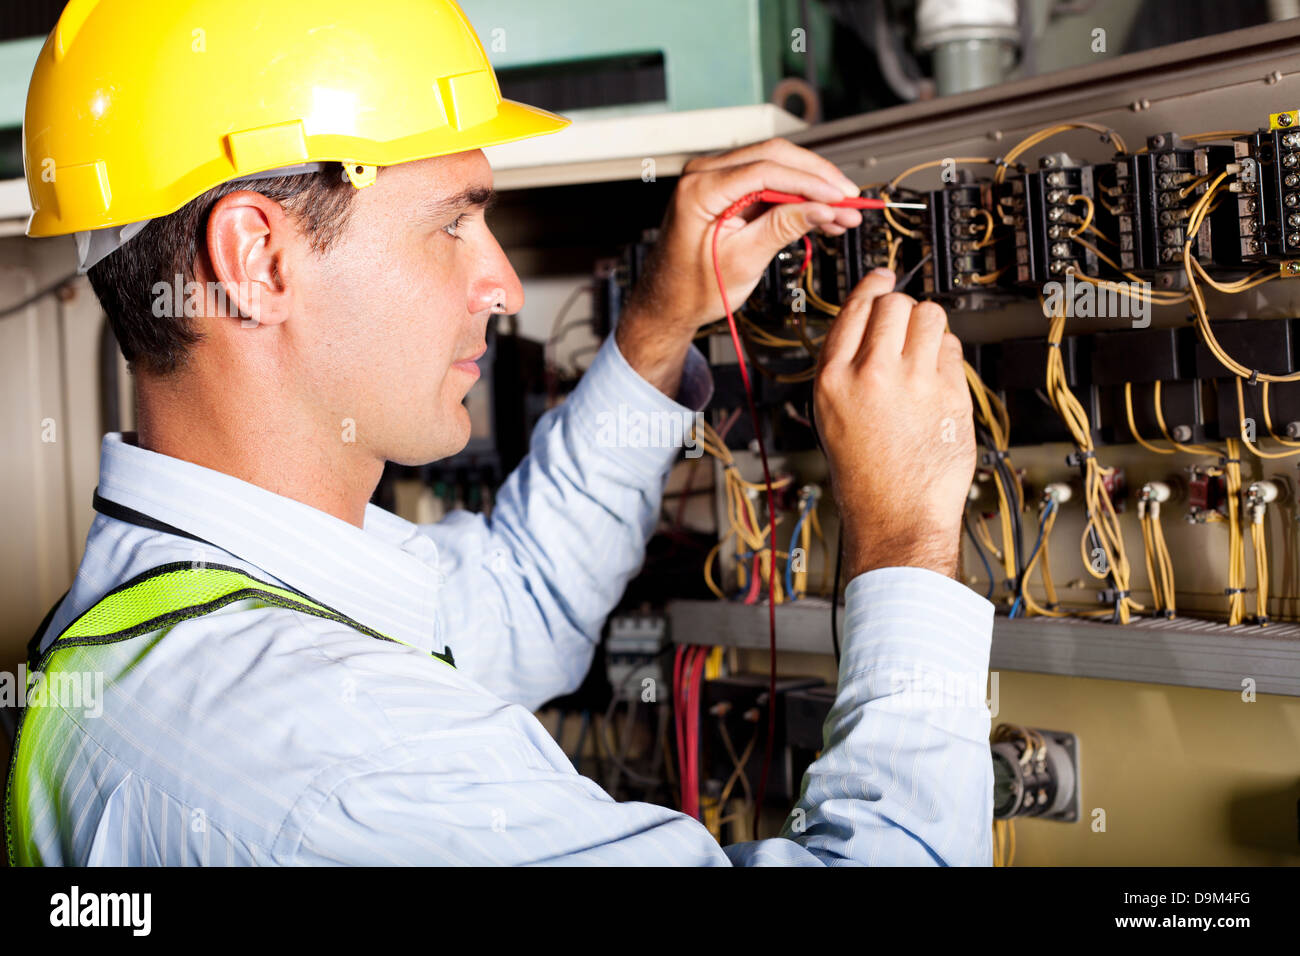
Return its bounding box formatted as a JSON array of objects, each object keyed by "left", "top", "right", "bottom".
[{"left": 8, "top": 0, "right": 992, "bottom": 865}]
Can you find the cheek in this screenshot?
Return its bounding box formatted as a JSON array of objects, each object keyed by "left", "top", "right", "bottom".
[{"left": 302, "top": 235, "right": 473, "bottom": 404}]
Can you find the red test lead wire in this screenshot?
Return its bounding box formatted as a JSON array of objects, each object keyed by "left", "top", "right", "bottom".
[
  {"left": 710, "top": 190, "right": 814, "bottom": 834},
  {"left": 754, "top": 189, "right": 927, "bottom": 210},
  {"left": 708, "top": 187, "right": 925, "bottom": 831}
]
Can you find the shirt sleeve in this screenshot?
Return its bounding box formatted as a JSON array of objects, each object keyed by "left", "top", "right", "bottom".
[
  {"left": 416, "top": 334, "right": 713, "bottom": 711},
  {"left": 725, "top": 567, "right": 995, "bottom": 866},
  {"left": 287, "top": 567, "right": 994, "bottom": 866}
]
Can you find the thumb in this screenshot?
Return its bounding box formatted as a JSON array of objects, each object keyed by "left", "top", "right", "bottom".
[{"left": 736, "top": 202, "right": 836, "bottom": 271}]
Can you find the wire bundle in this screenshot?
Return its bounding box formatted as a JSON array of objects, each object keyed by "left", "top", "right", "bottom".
[
  {"left": 695, "top": 420, "right": 794, "bottom": 603},
  {"left": 1011, "top": 496, "right": 1061, "bottom": 618},
  {"left": 673, "top": 645, "right": 710, "bottom": 819},
  {"left": 784, "top": 487, "right": 828, "bottom": 600},
  {"left": 1042, "top": 296, "right": 1142, "bottom": 622},
  {"left": 966, "top": 364, "right": 1024, "bottom": 603},
  {"left": 1137, "top": 491, "right": 1176, "bottom": 619}
]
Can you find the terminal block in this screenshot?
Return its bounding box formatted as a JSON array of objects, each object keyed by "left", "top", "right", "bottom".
[
  {"left": 839, "top": 186, "right": 895, "bottom": 292},
  {"left": 1232, "top": 109, "right": 1300, "bottom": 263},
  {"left": 922, "top": 181, "right": 1009, "bottom": 300},
  {"left": 1005, "top": 153, "right": 1101, "bottom": 287},
  {"left": 1111, "top": 132, "right": 1237, "bottom": 286},
  {"left": 748, "top": 238, "right": 807, "bottom": 326}
]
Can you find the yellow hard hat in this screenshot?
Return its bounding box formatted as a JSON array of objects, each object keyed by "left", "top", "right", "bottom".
[{"left": 24, "top": 0, "right": 569, "bottom": 243}]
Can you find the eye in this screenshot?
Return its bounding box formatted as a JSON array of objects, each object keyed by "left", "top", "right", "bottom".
[{"left": 443, "top": 213, "right": 468, "bottom": 240}]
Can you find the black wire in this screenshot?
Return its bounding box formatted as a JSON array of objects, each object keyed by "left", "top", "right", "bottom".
[
  {"left": 805, "top": 392, "right": 842, "bottom": 664},
  {"left": 975, "top": 421, "right": 1024, "bottom": 596},
  {"left": 893, "top": 251, "right": 932, "bottom": 293},
  {"left": 963, "top": 512, "right": 996, "bottom": 601}
]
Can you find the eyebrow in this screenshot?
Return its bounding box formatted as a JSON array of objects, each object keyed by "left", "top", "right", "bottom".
[{"left": 415, "top": 186, "right": 497, "bottom": 221}]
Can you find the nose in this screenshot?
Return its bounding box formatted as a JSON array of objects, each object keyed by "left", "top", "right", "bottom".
[{"left": 469, "top": 229, "right": 524, "bottom": 316}]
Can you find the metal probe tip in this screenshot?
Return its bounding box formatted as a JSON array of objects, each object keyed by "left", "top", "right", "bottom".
[{"left": 885, "top": 201, "right": 928, "bottom": 209}]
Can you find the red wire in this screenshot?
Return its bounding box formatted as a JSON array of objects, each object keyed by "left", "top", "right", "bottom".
[
  {"left": 673, "top": 645, "right": 687, "bottom": 811},
  {"left": 744, "top": 556, "right": 761, "bottom": 605},
  {"left": 674, "top": 644, "right": 709, "bottom": 820},
  {"left": 710, "top": 190, "right": 784, "bottom": 837},
  {"left": 686, "top": 646, "right": 702, "bottom": 818}
]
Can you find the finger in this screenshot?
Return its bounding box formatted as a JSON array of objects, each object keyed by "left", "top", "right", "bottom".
[
  {"left": 858, "top": 292, "right": 915, "bottom": 364},
  {"left": 818, "top": 268, "right": 895, "bottom": 372},
  {"left": 902, "top": 301, "right": 949, "bottom": 370},
  {"left": 709, "top": 159, "right": 852, "bottom": 214},
  {"left": 733, "top": 202, "right": 835, "bottom": 272},
  {"left": 938, "top": 332, "right": 967, "bottom": 381},
  {"left": 816, "top": 207, "right": 863, "bottom": 237},
  {"left": 831, "top": 207, "right": 863, "bottom": 230},
  {"left": 685, "top": 137, "right": 859, "bottom": 197}
]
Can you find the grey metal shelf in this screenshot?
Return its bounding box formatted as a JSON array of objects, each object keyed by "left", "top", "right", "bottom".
[{"left": 666, "top": 599, "right": 1300, "bottom": 697}]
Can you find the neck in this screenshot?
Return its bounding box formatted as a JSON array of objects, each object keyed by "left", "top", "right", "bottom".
[{"left": 134, "top": 369, "right": 383, "bottom": 529}]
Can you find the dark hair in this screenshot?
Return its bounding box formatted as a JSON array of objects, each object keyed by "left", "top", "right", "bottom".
[{"left": 88, "top": 164, "right": 359, "bottom": 376}]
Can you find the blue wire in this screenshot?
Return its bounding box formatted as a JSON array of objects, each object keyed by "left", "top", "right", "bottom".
[
  {"left": 1013, "top": 499, "right": 1057, "bottom": 617},
  {"left": 784, "top": 498, "right": 815, "bottom": 600},
  {"left": 731, "top": 549, "right": 759, "bottom": 601}
]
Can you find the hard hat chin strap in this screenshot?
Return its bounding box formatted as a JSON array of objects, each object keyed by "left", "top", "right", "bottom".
[{"left": 75, "top": 161, "right": 331, "bottom": 274}]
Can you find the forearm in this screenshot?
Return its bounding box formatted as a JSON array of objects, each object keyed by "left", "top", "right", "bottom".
[
  {"left": 614, "top": 306, "right": 697, "bottom": 399},
  {"left": 425, "top": 333, "right": 711, "bottom": 709}
]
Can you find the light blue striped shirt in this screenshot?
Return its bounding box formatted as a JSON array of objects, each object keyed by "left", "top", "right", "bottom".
[{"left": 16, "top": 334, "right": 993, "bottom": 865}]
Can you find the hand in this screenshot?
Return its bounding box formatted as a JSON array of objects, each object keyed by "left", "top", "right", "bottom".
[
  {"left": 616, "top": 138, "right": 863, "bottom": 396},
  {"left": 813, "top": 270, "right": 976, "bottom": 581}
]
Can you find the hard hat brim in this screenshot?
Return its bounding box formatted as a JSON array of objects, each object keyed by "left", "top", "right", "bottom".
[
  {"left": 468, "top": 99, "right": 571, "bottom": 153},
  {"left": 26, "top": 100, "right": 570, "bottom": 238}
]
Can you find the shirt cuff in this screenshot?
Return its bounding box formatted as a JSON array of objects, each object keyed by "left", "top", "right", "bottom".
[
  {"left": 560, "top": 334, "right": 714, "bottom": 481},
  {"left": 838, "top": 568, "right": 994, "bottom": 726},
  {"left": 675, "top": 343, "right": 714, "bottom": 411}
]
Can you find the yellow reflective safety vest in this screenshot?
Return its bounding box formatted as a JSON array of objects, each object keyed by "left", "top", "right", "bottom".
[{"left": 6, "top": 561, "right": 454, "bottom": 866}]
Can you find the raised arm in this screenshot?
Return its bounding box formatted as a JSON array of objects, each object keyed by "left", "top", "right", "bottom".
[
  {"left": 419, "top": 139, "right": 865, "bottom": 709},
  {"left": 342, "top": 250, "right": 996, "bottom": 866}
]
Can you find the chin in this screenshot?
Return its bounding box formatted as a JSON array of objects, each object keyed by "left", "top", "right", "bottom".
[{"left": 390, "top": 405, "right": 471, "bottom": 466}]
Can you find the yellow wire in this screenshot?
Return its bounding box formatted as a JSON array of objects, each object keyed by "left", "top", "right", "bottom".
[
  {"left": 1066, "top": 194, "right": 1094, "bottom": 237},
  {"left": 1124, "top": 382, "right": 1175, "bottom": 454},
  {"left": 884, "top": 157, "right": 1002, "bottom": 192},
  {"left": 1042, "top": 293, "right": 1142, "bottom": 622},
  {"left": 1221, "top": 439, "right": 1247, "bottom": 626},
  {"left": 1262, "top": 381, "right": 1300, "bottom": 447},
  {"left": 1153, "top": 380, "right": 1220, "bottom": 456},
  {"left": 972, "top": 207, "right": 996, "bottom": 248},
  {"left": 1237, "top": 376, "right": 1300, "bottom": 459},
  {"left": 1184, "top": 174, "right": 1300, "bottom": 383},
  {"left": 994, "top": 123, "right": 1128, "bottom": 185},
  {"left": 1179, "top": 130, "right": 1251, "bottom": 142}
]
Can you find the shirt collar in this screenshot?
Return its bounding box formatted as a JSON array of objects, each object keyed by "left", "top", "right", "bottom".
[{"left": 94, "top": 432, "right": 442, "bottom": 653}]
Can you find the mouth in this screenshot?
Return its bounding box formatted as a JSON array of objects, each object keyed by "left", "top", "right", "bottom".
[{"left": 452, "top": 345, "right": 487, "bottom": 379}]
